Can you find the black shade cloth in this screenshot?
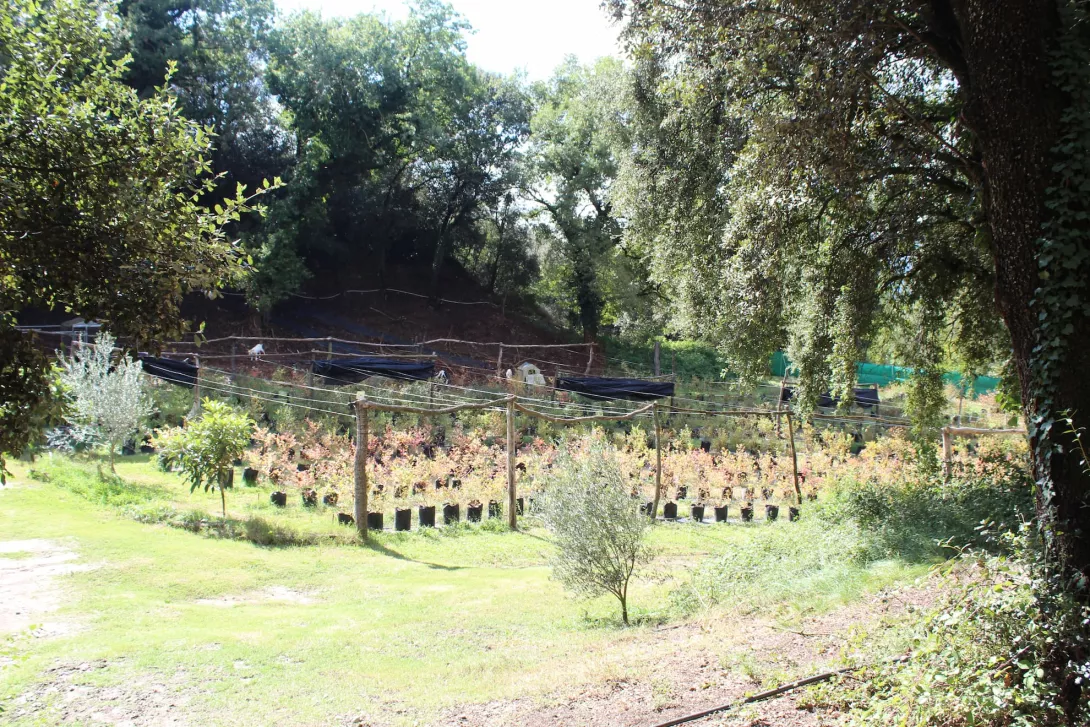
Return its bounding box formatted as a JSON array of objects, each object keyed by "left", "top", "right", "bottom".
[
  {"left": 781, "top": 386, "right": 880, "bottom": 410},
  {"left": 311, "top": 357, "right": 435, "bottom": 383},
  {"left": 556, "top": 376, "right": 675, "bottom": 401},
  {"left": 139, "top": 355, "right": 198, "bottom": 388}
]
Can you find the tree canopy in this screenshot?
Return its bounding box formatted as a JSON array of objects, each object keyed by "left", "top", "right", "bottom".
[
  {"left": 607, "top": 0, "right": 1090, "bottom": 580},
  {"left": 0, "top": 0, "right": 270, "bottom": 466}
]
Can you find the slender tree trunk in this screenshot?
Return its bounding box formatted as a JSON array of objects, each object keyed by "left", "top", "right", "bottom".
[
  {"left": 220, "top": 482, "right": 226, "bottom": 520},
  {"left": 952, "top": 0, "right": 1090, "bottom": 580}
]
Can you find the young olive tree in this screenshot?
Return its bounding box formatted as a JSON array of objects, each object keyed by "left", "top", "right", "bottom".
[
  {"left": 155, "top": 400, "right": 254, "bottom": 519},
  {"left": 59, "top": 332, "right": 153, "bottom": 470},
  {"left": 539, "top": 436, "right": 653, "bottom": 625}
]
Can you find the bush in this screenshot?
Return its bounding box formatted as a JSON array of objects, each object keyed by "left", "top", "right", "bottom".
[
  {"left": 243, "top": 516, "right": 304, "bottom": 547},
  {"left": 841, "top": 529, "right": 1090, "bottom": 727},
  {"left": 539, "top": 435, "right": 653, "bottom": 625},
  {"left": 154, "top": 400, "right": 254, "bottom": 518},
  {"left": 58, "top": 332, "right": 153, "bottom": 470}
]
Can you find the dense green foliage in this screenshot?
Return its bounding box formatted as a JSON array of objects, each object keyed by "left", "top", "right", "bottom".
[{"left": 0, "top": 0, "right": 271, "bottom": 464}]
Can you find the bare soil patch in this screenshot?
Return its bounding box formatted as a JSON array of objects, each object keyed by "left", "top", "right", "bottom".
[
  {"left": 0, "top": 538, "right": 96, "bottom": 638},
  {"left": 5, "top": 659, "right": 195, "bottom": 726},
  {"left": 430, "top": 579, "right": 940, "bottom": 727},
  {"left": 193, "top": 585, "right": 317, "bottom": 607}
]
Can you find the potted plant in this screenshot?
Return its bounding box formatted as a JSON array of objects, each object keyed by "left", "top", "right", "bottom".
[
  {"left": 442, "top": 502, "right": 460, "bottom": 525},
  {"left": 714, "top": 503, "right": 729, "bottom": 522},
  {"left": 740, "top": 502, "right": 754, "bottom": 522},
  {"left": 394, "top": 507, "right": 412, "bottom": 531},
  {"left": 270, "top": 491, "right": 287, "bottom": 507},
  {"left": 663, "top": 501, "right": 678, "bottom": 519},
  {"left": 690, "top": 502, "right": 705, "bottom": 522},
  {"left": 467, "top": 499, "right": 483, "bottom": 522},
  {"left": 765, "top": 503, "right": 779, "bottom": 522}
]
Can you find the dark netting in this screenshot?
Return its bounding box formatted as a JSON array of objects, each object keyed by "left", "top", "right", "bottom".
[
  {"left": 138, "top": 355, "right": 198, "bottom": 388},
  {"left": 311, "top": 357, "right": 435, "bottom": 384},
  {"left": 556, "top": 376, "right": 675, "bottom": 401},
  {"left": 781, "top": 386, "right": 880, "bottom": 411}
]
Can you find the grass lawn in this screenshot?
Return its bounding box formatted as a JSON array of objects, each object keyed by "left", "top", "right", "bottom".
[{"left": 0, "top": 455, "right": 927, "bottom": 726}]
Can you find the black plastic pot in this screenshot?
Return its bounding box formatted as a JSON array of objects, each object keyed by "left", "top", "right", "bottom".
[
  {"left": 395, "top": 508, "right": 412, "bottom": 532},
  {"left": 488, "top": 500, "right": 501, "bottom": 519},
  {"left": 270, "top": 491, "right": 287, "bottom": 507},
  {"left": 807, "top": 490, "right": 818, "bottom": 501},
  {"left": 121, "top": 443, "right": 136, "bottom": 456},
  {"left": 663, "top": 502, "right": 678, "bottom": 520},
  {"left": 788, "top": 506, "right": 800, "bottom": 522},
  {"left": 676, "top": 486, "right": 688, "bottom": 500},
  {"left": 451, "top": 478, "right": 462, "bottom": 490},
  {"left": 740, "top": 505, "right": 754, "bottom": 522},
  {"left": 322, "top": 492, "right": 339, "bottom": 507},
  {"left": 301, "top": 489, "right": 318, "bottom": 507},
  {"left": 467, "top": 504, "right": 483, "bottom": 522},
  {"left": 219, "top": 469, "right": 234, "bottom": 490},
  {"left": 640, "top": 502, "right": 653, "bottom": 516},
  {"left": 761, "top": 487, "right": 773, "bottom": 500},
  {"left": 366, "top": 512, "right": 384, "bottom": 531},
  {"left": 337, "top": 512, "right": 354, "bottom": 526},
  {"left": 714, "top": 505, "right": 729, "bottom": 523},
  {"left": 700, "top": 440, "right": 711, "bottom": 453},
  {"left": 765, "top": 504, "right": 780, "bottom": 522},
  {"left": 419, "top": 505, "right": 436, "bottom": 528},
  {"left": 139, "top": 443, "right": 156, "bottom": 454},
  {"left": 443, "top": 503, "right": 460, "bottom": 525},
  {"left": 243, "top": 467, "right": 259, "bottom": 486},
  {"left": 516, "top": 497, "right": 525, "bottom": 515},
  {"left": 690, "top": 505, "right": 705, "bottom": 523}
]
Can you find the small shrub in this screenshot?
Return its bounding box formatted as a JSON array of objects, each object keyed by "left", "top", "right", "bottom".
[
  {"left": 155, "top": 400, "right": 254, "bottom": 518},
  {"left": 243, "top": 516, "right": 303, "bottom": 546},
  {"left": 539, "top": 435, "right": 653, "bottom": 625}
]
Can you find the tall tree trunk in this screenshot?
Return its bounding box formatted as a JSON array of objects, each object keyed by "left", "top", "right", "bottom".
[{"left": 953, "top": 0, "right": 1090, "bottom": 581}]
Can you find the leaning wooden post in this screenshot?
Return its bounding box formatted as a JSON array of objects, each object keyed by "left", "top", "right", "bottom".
[
  {"left": 651, "top": 402, "right": 662, "bottom": 521},
  {"left": 507, "top": 397, "right": 517, "bottom": 531},
  {"left": 230, "top": 341, "right": 237, "bottom": 375},
  {"left": 496, "top": 343, "right": 504, "bottom": 379},
  {"left": 942, "top": 426, "right": 953, "bottom": 480},
  {"left": 354, "top": 395, "right": 370, "bottom": 540},
  {"left": 193, "top": 354, "right": 201, "bottom": 409},
  {"left": 327, "top": 337, "right": 333, "bottom": 360},
  {"left": 584, "top": 343, "right": 594, "bottom": 375},
  {"left": 786, "top": 411, "right": 802, "bottom": 506}
]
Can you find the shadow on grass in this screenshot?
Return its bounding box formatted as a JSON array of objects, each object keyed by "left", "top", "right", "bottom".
[{"left": 362, "top": 538, "right": 465, "bottom": 571}]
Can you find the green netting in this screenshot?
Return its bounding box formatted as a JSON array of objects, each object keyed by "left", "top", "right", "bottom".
[{"left": 770, "top": 352, "right": 999, "bottom": 395}]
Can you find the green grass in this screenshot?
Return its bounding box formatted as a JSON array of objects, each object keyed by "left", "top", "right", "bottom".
[{"left": 0, "top": 454, "right": 927, "bottom": 726}]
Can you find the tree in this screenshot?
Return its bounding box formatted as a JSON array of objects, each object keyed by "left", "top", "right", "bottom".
[
  {"left": 539, "top": 435, "right": 653, "bottom": 625},
  {"left": 0, "top": 0, "right": 272, "bottom": 466},
  {"left": 59, "top": 333, "right": 153, "bottom": 471},
  {"left": 118, "top": 0, "right": 290, "bottom": 199},
  {"left": 528, "top": 58, "right": 629, "bottom": 342},
  {"left": 155, "top": 399, "right": 254, "bottom": 518},
  {"left": 608, "top": 1, "right": 1090, "bottom": 582}
]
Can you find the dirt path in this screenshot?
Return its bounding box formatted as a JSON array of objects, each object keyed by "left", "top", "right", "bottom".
[
  {"left": 430, "top": 580, "right": 938, "bottom": 727},
  {"left": 0, "top": 538, "right": 93, "bottom": 639}
]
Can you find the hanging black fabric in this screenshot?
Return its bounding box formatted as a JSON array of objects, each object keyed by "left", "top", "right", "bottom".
[
  {"left": 556, "top": 376, "right": 675, "bottom": 401},
  {"left": 311, "top": 357, "right": 435, "bottom": 383},
  {"left": 139, "top": 355, "right": 198, "bottom": 388},
  {"left": 781, "top": 386, "right": 880, "bottom": 411}
]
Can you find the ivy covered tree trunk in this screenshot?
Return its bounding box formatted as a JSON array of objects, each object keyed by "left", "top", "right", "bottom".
[{"left": 952, "top": 0, "right": 1090, "bottom": 583}]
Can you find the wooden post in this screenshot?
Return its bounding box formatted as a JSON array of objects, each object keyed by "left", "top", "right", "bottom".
[
  {"left": 193, "top": 354, "right": 201, "bottom": 410},
  {"left": 651, "top": 403, "right": 662, "bottom": 521},
  {"left": 496, "top": 343, "right": 504, "bottom": 379},
  {"left": 776, "top": 369, "right": 789, "bottom": 437},
  {"left": 354, "top": 396, "right": 370, "bottom": 540},
  {"left": 585, "top": 344, "right": 594, "bottom": 375},
  {"left": 653, "top": 340, "right": 661, "bottom": 377},
  {"left": 327, "top": 338, "right": 333, "bottom": 360},
  {"left": 507, "top": 398, "right": 517, "bottom": 531},
  {"left": 231, "top": 342, "right": 237, "bottom": 375},
  {"left": 942, "top": 426, "right": 953, "bottom": 480},
  {"left": 786, "top": 411, "right": 802, "bottom": 506}
]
